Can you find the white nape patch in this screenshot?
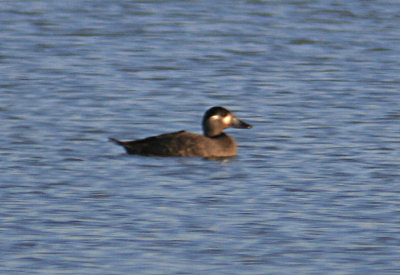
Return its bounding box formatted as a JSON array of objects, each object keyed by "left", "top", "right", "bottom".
[{"left": 223, "top": 115, "right": 232, "bottom": 125}]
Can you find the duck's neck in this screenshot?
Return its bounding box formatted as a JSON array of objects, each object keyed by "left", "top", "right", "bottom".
[
  {"left": 203, "top": 128, "right": 222, "bottom": 137},
  {"left": 202, "top": 117, "right": 224, "bottom": 137}
]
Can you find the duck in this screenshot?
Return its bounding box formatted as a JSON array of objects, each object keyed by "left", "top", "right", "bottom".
[{"left": 109, "top": 106, "right": 252, "bottom": 157}]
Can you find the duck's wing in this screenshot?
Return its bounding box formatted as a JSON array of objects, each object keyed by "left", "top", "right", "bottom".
[{"left": 110, "top": 131, "right": 208, "bottom": 156}]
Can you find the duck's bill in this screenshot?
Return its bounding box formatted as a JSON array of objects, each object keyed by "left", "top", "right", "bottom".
[{"left": 231, "top": 117, "right": 252, "bottom": 129}]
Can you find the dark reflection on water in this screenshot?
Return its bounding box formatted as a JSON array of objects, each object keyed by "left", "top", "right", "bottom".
[{"left": 1, "top": 0, "right": 400, "bottom": 274}]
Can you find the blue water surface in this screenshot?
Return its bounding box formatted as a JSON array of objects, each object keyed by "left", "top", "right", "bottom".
[{"left": 1, "top": 1, "right": 400, "bottom": 274}]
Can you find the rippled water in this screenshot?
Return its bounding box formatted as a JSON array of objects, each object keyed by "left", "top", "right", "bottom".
[{"left": 1, "top": 1, "right": 400, "bottom": 274}]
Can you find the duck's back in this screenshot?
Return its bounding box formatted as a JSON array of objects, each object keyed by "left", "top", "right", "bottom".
[{"left": 112, "top": 131, "right": 237, "bottom": 157}]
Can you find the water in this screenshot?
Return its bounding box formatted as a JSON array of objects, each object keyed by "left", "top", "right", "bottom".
[{"left": 1, "top": 0, "right": 400, "bottom": 274}]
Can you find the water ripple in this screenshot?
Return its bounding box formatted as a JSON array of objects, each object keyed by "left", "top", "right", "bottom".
[{"left": 1, "top": 0, "right": 400, "bottom": 274}]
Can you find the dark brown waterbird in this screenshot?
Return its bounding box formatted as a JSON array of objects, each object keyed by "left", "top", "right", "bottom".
[{"left": 109, "top": 106, "right": 252, "bottom": 157}]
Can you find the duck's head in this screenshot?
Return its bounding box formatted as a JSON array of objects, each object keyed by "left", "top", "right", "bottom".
[{"left": 202, "top": 106, "right": 252, "bottom": 137}]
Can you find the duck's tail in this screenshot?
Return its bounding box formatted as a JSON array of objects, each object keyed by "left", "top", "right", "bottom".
[{"left": 109, "top": 137, "right": 125, "bottom": 146}]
